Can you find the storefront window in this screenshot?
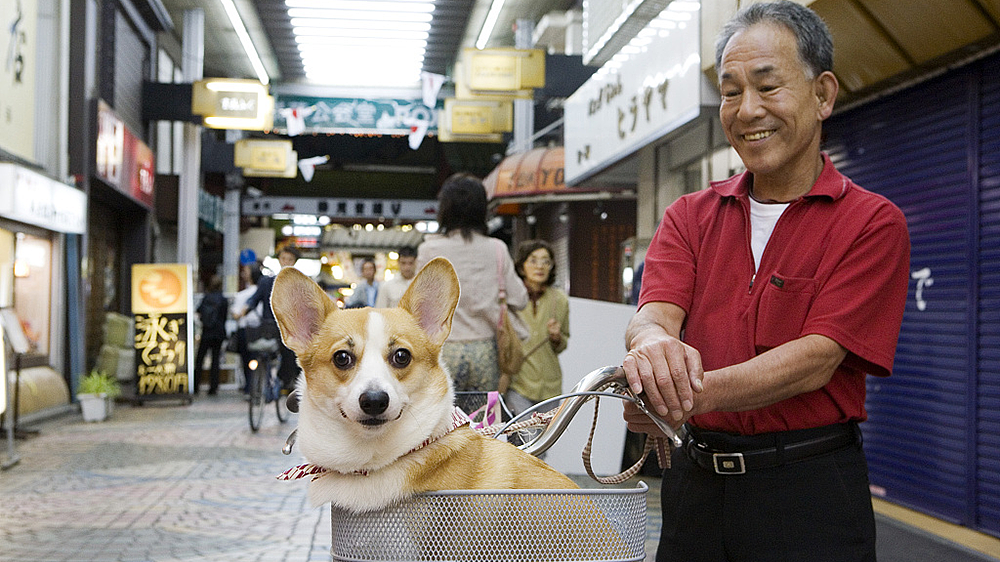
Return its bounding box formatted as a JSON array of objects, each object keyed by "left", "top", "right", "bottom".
[{"left": 9, "top": 231, "right": 53, "bottom": 358}]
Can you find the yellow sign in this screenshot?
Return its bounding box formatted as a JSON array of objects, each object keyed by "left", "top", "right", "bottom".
[
  {"left": 234, "top": 139, "right": 293, "bottom": 171},
  {"left": 455, "top": 61, "right": 533, "bottom": 101},
  {"left": 446, "top": 99, "right": 513, "bottom": 135},
  {"left": 132, "top": 264, "right": 190, "bottom": 315},
  {"left": 192, "top": 79, "right": 274, "bottom": 131},
  {"left": 465, "top": 48, "right": 545, "bottom": 92},
  {"left": 132, "top": 264, "right": 194, "bottom": 397}
]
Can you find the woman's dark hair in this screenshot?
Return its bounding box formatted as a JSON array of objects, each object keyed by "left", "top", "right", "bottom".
[
  {"left": 437, "top": 173, "right": 488, "bottom": 242},
  {"left": 715, "top": 0, "right": 833, "bottom": 78},
  {"left": 515, "top": 239, "right": 556, "bottom": 287},
  {"left": 249, "top": 262, "right": 263, "bottom": 285}
]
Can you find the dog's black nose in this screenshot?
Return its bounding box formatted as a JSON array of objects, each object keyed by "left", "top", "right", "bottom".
[{"left": 359, "top": 390, "right": 390, "bottom": 416}]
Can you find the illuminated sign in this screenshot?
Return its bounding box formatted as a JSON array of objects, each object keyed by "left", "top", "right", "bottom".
[
  {"left": 95, "top": 100, "right": 155, "bottom": 208},
  {"left": 132, "top": 264, "right": 194, "bottom": 397},
  {"left": 234, "top": 139, "right": 297, "bottom": 177},
  {"left": 464, "top": 48, "right": 545, "bottom": 92},
  {"left": 564, "top": 3, "right": 701, "bottom": 185},
  {"left": 446, "top": 99, "right": 513, "bottom": 135},
  {"left": 192, "top": 79, "right": 273, "bottom": 131},
  {"left": 0, "top": 163, "right": 86, "bottom": 233},
  {"left": 242, "top": 197, "right": 438, "bottom": 221}
]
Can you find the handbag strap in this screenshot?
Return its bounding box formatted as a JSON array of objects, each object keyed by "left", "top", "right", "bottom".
[{"left": 494, "top": 242, "right": 507, "bottom": 331}]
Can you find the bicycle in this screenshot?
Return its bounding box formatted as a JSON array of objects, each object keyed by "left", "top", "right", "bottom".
[{"left": 246, "top": 329, "right": 291, "bottom": 433}]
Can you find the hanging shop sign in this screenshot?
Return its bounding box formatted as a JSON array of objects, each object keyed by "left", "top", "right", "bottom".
[
  {"left": 464, "top": 48, "right": 546, "bottom": 92},
  {"left": 233, "top": 139, "right": 297, "bottom": 178},
  {"left": 564, "top": 5, "right": 701, "bottom": 186},
  {"left": 445, "top": 99, "right": 513, "bottom": 135},
  {"left": 132, "top": 264, "right": 194, "bottom": 398},
  {"left": 0, "top": 0, "right": 36, "bottom": 162},
  {"left": 273, "top": 95, "right": 441, "bottom": 136},
  {"left": 95, "top": 100, "right": 156, "bottom": 208},
  {"left": 191, "top": 79, "right": 274, "bottom": 131},
  {"left": 242, "top": 197, "right": 438, "bottom": 222},
  {"left": 0, "top": 163, "right": 86, "bottom": 233}
]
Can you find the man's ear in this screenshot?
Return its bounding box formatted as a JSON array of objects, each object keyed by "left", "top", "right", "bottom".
[{"left": 815, "top": 70, "right": 839, "bottom": 121}]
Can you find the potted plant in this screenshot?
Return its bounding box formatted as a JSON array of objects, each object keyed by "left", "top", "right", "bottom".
[{"left": 77, "top": 370, "right": 121, "bottom": 422}]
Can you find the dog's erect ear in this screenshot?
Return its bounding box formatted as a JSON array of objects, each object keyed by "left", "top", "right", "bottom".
[
  {"left": 271, "top": 267, "right": 337, "bottom": 355},
  {"left": 398, "top": 257, "right": 460, "bottom": 346}
]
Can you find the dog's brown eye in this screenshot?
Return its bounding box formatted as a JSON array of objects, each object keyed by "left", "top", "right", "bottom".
[
  {"left": 332, "top": 350, "right": 355, "bottom": 369},
  {"left": 390, "top": 348, "right": 411, "bottom": 368}
]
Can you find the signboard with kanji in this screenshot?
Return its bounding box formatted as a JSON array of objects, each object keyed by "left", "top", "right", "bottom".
[{"left": 131, "top": 264, "right": 194, "bottom": 399}]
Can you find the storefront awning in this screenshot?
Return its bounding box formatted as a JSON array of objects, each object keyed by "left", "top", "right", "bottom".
[
  {"left": 484, "top": 146, "right": 636, "bottom": 211},
  {"left": 484, "top": 147, "right": 566, "bottom": 200}
]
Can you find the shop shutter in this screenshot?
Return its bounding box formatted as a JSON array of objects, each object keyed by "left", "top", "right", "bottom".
[
  {"left": 824, "top": 68, "right": 976, "bottom": 525},
  {"left": 976, "top": 54, "right": 1000, "bottom": 537}
]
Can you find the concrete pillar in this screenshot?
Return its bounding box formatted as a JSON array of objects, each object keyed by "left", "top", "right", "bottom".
[
  {"left": 222, "top": 173, "right": 242, "bottom": 295},
  {"left": 178, "top": 9, "right": 204, "bottom": 281},
  {"left": 510, "top": 19, "right": 535, "bottom": 155}
]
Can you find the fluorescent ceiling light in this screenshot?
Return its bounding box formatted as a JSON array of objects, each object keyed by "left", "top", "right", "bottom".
[
  {"left": 286, "top": 0, "right": 434, "bottom": 11},
  {"left": 289, "top": 10, "right": 432, "bottom": 22},
  {"left": 289, "top": 18, "right": 431, "bottom": 30},
  {"left": 293, "top": 26, "right": 428, "bottom": 40},
  {"left": 219, "top": 0, "right": 269, "bottom": 85},
  {"left": 475, "top": 0, "right": 506, "bottom": 50},
  {"left": 288, "top": 0, "right": 435, "bottom": 87}
]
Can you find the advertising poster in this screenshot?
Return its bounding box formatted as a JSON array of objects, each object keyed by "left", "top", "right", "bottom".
[{"left": 131, "top": 264, "right": 193, "bottom": 398}]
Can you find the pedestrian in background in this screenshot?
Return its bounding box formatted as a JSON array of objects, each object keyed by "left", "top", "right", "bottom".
[
  {"left": 505, "top": 239, "right": 569, "bottom": 417},
  {"left": 194, "top": 275, "right": 228, "bottom": 395},
  {"left": 236, "top": 246, "right": 302, "bottom": 391},
  {"left": 346, "top": 258, "right": 380, "bottom": 308},
  {"left": 231, "top": 254, "right": 262, "bottom": 394},
  {"left": 622, "top": 2, "right": 910, "bottom": 560},
  {"left": 375, "top": 247, "right": 417, "bottom": 309},
  {"left": 416, "top": 173, "right": 528, "bottom": 395}
]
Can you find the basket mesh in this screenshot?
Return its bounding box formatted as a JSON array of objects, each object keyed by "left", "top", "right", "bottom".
[{"left": 331, "top": 483, "right": 647, "bottom": 562}]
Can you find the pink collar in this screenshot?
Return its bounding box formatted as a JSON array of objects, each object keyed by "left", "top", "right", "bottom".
[{"left": 278, "top": 407, "right": 471, "bottom": 480}]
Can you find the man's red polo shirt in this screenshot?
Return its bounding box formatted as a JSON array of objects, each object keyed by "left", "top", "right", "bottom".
[{"left": 639, "top": 154, "right": 910, "bottom": 435}]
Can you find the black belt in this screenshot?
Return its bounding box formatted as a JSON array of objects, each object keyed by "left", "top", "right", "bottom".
[{"left": 684, "top": 422, "right": 860, "bottom": 475}]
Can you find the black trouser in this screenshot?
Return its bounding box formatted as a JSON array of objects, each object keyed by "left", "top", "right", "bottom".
[
  {"left": 656, "top": 425, "right": 876, "bottom": 562},
  {"left": 194, "top": 337, "right": 224, "bottom": 394}
]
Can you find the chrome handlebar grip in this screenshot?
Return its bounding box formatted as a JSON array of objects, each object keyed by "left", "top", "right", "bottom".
[{"left": 517, "top": 365, "right": 684, "bottom": 456}]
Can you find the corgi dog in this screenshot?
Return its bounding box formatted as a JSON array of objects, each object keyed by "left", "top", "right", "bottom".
[{"left": 271, "top": 257, "right": 578, "bottom": 512}]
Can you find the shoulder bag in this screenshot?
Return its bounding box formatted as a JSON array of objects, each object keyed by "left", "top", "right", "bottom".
[{"left": 494, "top": 242, "right": 525, "bottom": 393}]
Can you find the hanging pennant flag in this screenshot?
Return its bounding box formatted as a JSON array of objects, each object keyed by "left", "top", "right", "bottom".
[
  {"left": 278, "top": 106, "right": 315, "bottom": 137},
  {"left": 420, "top": 72, "right": 447, "bottom": 109},
  {"left": 297, "top": 155, "right": 329, "bottom": 182}
]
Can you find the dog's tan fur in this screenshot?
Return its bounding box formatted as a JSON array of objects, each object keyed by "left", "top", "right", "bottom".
[{"left": 271, "top": 258, "right": 577, "bottom": 512}]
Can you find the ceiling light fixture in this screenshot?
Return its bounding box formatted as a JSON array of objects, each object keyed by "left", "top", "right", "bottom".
[
  {"left": 219, "top": 0, "right": 269, "bottom": 85},
  {"left": 476, "top": 0, "right": 506, "bottom": 50},
  {"left": 288, "top": 0, "right": 433, "bottom": 87}
]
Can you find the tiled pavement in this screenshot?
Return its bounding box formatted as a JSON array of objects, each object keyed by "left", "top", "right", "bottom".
[
  {"left": 0, "top": 391, "right": 659, "bottom": 562},
  {"left": 3, "top": 390, "right": 997, "bottom": 562}
]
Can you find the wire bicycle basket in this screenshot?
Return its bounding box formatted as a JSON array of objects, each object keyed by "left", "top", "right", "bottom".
[{"left": 330, "top": 483, "right": 648, "bottom": 562}]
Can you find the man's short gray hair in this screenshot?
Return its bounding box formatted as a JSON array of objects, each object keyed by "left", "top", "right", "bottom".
[{"left": 715, "top": 0, "right": 834, "bottom": 78}]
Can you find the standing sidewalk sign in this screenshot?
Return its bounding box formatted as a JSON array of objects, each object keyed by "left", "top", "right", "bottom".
[{"left": 131, "top": 264, "right": 194, "bottom": 402}]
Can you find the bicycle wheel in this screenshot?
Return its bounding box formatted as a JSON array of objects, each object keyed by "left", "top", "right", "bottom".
[
  {"left": 248, "top": 356, "right": 267, "bottom": 432},
  {"left": 270, "top": 358, "right": 291, "bottom": 423}
]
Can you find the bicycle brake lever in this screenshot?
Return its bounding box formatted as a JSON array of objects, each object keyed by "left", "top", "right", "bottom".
[
  {"left": 282, "top": 428, "right": 297, "bottom": 455},
  {"left": 627, "top": 392, "right": 685, "bottom": 448}
]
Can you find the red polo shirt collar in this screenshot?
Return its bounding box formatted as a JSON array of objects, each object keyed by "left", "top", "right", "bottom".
[{"left": 709, "top": 153, "right": 849, "bottom": 201}]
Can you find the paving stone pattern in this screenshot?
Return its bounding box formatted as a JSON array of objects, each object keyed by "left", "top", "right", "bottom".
[{"left": 0, "top": 392, "right": 661, "bottom": 562}]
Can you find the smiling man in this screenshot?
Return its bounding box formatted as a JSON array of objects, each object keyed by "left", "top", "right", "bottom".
[{"left": 621, "top": 2, "right": 911, "bottom": 561}]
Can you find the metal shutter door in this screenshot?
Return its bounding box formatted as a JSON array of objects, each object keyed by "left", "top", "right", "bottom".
[
  {"left": 977, "top": 54, "right": 1000, "bottom": 538},
  {"left": 824, "top": 69, "right": 976, "bottom": 525}
]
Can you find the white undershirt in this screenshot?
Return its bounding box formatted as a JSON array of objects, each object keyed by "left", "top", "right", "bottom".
[{"left": 749, "top": 197, "right": 790, "bottom": 272}]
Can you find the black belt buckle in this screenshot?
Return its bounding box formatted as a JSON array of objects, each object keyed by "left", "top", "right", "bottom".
[{"left": 712, "top": 452, "right": 746, "bottom": 474}]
